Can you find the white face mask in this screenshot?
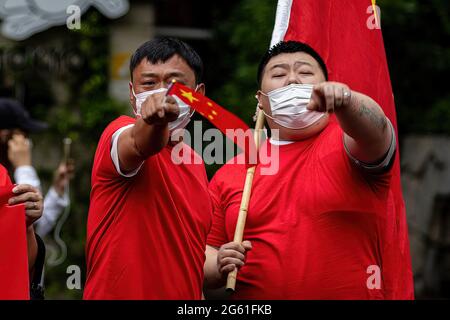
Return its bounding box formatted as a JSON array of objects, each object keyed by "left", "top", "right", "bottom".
[
  {"left": 261, "top": 83, "right": 325, "bottom": 130},
  {"left": 131, "top": 85, "right": 195, "bottom": 132}
]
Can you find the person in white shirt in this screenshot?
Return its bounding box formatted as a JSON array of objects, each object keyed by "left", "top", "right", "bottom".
[{"left": 0, "top": 98, "right": 74, "bottom": 238}]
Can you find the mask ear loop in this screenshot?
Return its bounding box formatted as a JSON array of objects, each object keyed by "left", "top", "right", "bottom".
[
  {"left": 130, "top": 82, "right": 140, "bottom": 116},
  {"left": 254, "top": 92, "right": 275, "bottom": 121},
  {"left": 254, "top": 93, "right": 269, "bottom": 140},
  {"left": 253, "top": 94, "right": 259, "bottom": 122}
]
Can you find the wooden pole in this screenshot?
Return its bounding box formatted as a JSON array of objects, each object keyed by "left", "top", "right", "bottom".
[
  {"left": 226, "top": 109, "right": 265, "bottom": 292},
  {"left": 63, "top": 137, "right": 72, "bottom": 166}
]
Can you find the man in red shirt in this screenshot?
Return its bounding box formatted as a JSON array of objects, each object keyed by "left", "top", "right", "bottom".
[
  {"left": 84, "top": 38, "right": 212, "bottom": 299},
  {"left": 204, "top": 41, "right": 413, "bottom": 299}
]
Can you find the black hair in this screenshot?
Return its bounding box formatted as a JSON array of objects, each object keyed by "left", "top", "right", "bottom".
[
  {"left": 129, "top": 37, "right": 204, "bottom": 84},
  {"left": 257, "top": 41, "right": 328, "bottom": 85}
]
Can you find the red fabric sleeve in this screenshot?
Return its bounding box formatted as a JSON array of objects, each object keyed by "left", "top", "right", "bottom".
[
  {"left": 92, "top": 116, "right": 135, "bottom": 182},
  {"left": 206, "top": 174, "right": 228, "bottom": 248},
  {"left": 0, "top": 165, "right": 9, "bottom": 186}
]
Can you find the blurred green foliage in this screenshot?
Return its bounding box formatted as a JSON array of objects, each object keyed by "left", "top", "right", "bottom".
[
  {"left": 381, "top": 0, "right": 450, "bottom": 136},
  {"left": 208, "top": 0, "right": 450, "bottom": 139},
  {"left": 37, "top": 0, "right": 450, "bottom": 299},
  {"left": 209, "top": 0, "right": 277, "bottom": 125}
]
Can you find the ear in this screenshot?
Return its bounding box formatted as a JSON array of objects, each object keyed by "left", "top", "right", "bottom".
[
  {"left": 129, "top": 81, "right": 137, "bottom": 113},
  {"left": 195, "top": 83, "right": 205, "bottom": 96},
  {"left": 256, "top": 91, "right": 264, "bottom": 109}
]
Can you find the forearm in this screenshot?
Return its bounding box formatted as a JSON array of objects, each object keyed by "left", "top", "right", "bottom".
[
  {"left": 335, "top": 91, "right": 391, "bottom": 163},
  {"left": 204, "top": 246, "right": 225, "bottom": 289},
  {"left": 119, "top": 119, "right": 169, "bottom": 172},
  {"left": 134, "top": 118, "right": 170, "bottom": 156}
]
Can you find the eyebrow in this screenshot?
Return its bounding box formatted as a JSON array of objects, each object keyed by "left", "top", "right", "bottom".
[
  {"left": 294, "top": 61, "right": 313, "bottom": 68},
  {"left": 140, "top": 71, "right": 186, "bottom": 78},
  {"left": 269, "top": 61, "right": 313, "bottom": 71},
  {"left": 269, "top": 63, "right": 290, "bottom": 71}
]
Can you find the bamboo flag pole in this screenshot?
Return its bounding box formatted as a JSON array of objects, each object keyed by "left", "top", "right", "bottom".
[
  {"left": 226, "top": 108, "right": 266, "bottom": 292},
  {"left": 63, "top": 137, "right": 72, "bottom": 166}
]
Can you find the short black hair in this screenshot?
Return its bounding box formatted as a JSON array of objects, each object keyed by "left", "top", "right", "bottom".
[
  {"left": 129, "top": 37, "right": 204, "bottom": 84},
  {"left": 257, "top": 41, "right": 328, "bottom": 85}
]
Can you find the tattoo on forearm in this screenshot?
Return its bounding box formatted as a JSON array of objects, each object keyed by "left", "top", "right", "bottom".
[{"left": 358, "top": 103, "right": 387, "bottom": 131}]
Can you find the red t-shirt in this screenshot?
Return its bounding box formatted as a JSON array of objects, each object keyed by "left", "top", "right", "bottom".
[
  {"left": 84, "top": 116, "right": 212, "bottom": 300},
  {"left": 207, "top": 121, "right": 413, "bottom": 299}
]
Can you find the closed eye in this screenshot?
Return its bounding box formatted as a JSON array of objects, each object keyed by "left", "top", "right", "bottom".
[{"left": 299, "top": 69, "right": 313, "bottom": 75}]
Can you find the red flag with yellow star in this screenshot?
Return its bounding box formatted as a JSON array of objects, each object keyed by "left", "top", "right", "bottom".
[{"left": 167, "top": 81, "right": 256, "bottom": 162}]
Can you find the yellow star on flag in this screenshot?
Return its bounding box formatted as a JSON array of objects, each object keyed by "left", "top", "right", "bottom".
[
  {"left": 207, "top": 102, "right": 219, "bottom": 117},
  {"left": 180, "top": 89, "right": 199, "bottom": 103}
]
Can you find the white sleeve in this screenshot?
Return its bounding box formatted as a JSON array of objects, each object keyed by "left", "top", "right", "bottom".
[
  {"left": 34, "top": 187, "right": 69, "bottom": 237},
  {"left": 111, "top": 124, "right": 144, "bottom": 178},
  {"left": 14, "top": 165, "right": 42, "bottom": 190},
  {"left": 344, "top": 118, "right": 397, "bottom": 173}
]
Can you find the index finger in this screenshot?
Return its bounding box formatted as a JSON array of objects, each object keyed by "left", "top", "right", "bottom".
[
  {"left": 221, "top": 242, "right": 246, "bottom": 254},
  {"left": 312, "top": 83, "right": 326, "bottom": 96},
  {"left": 151, "top": 91, "right": 167, "bottom": 105},
  {"left": 12, "top": 184, "right": 39, "bottom": 194}
]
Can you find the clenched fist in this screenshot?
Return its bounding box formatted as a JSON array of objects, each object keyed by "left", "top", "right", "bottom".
[
  {"left": 141, "top": 92, "right": 179, "bottom": 127},
  {"left": 8, "top": 184, "right": 43, "bottom": 227},
  {"left": 217, "top": 240, "right": 252, "bottom": 278},
  {"left": 307, "top": 81, "right": 352, "bottom": 113}
]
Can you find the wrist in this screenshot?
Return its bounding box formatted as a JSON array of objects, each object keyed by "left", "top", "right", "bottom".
[
  {"left": 142, "top": 116, "right": 168, "bottom": 128},
  {"left": 27, "top": 224, "right": 35, "bottom": 234},
  {"left": 209, "top": 268, "right": 227, "bottom": 289},
  {"left": 13, "top": 160, "right": 32, "bottom": 167},
  {"left": 335, "top": 89, "right": 354, "bottom": 115}
]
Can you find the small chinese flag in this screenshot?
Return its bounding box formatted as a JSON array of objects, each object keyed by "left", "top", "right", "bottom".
[{"left": 167, "top": 81, "right": 256, "bottom": 163}]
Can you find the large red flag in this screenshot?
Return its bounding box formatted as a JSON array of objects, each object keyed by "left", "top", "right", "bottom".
[
  {"left": 270, "top": 0, "right": 413, "bottom": 298},
  {"left": 0, "top": 165, "right": 30, "bottom": 300}
]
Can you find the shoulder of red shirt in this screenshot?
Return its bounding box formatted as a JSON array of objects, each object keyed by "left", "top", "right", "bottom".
[
  {"left": 100, "top": 115, "right": 205, "bottom": 166},
  {"left": 102, "top": 115, "right": 136, "bottom": 138}
]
